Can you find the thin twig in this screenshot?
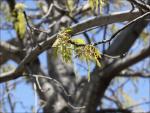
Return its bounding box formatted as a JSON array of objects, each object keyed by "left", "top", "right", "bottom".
[
  {"left": 93, "top": 12, "right": 150, "bottom": 46},
  {"left": 35, "top": 76, "right": 44, "bottom": 92},
  {"left": 23, "top": 11, "right": 49, "bottom": 34},
  {"left": 67, "top": 102, "right": 86, "bottom": 110},
  {"left": 32, "top": 74, "right": 70, "bottom": 96},
  {"left": 5, "top": 83, "right": 15, "bottom": 113},
  {"left": 102, "top": 54, "right": 121, "bottom": 59},
  {"left": 42, "top": 4, "right": 54, "bottom": 19},
  {"left": 128, "top": 0, "right": 150, "bottom": 11},
  {"left": 126, "top": 101, "right": 150, "bottom": 109},
  {"left": 31, "top": 74, "right": 85, "bottom": 110}
]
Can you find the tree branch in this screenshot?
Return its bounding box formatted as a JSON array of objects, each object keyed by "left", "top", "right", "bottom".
[
  {"left": 0, "top": 45, "right": 149, "bottom": 113},
  {"left": 72, "top": 10, "right": 142, "bottom": 34},
  {"left": 84, "top": 45, "right": 150, "bottom": 113},
  {"left": 0, "top": 10, "right": 147, "bottom": 83},
  {"left": 0, "top": 41, "right": 23, "bottom": 64},
  {"left": 128, "top": 0, "right": 150, "bottom": 11},
  {"left": 93, "top": 12, "right": 150, "bottom": 46},
  {"left": 118, "top": 71, "right": 150, "bottom": 78},
  {"left": 0, "top": 41, "right": 20, "bottom": 54},
  {"left": 96, "top": 109, "right": 132, "bottom": 113}
]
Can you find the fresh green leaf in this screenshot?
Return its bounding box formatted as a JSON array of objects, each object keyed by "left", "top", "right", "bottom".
[
  {"left": 14, "top": 3, "right": 26, "bottom": 39},
  {"left": 71, "top": 38, "right": 86, "bottom": 44},
  {"left": 52, "top": 28, "right": 102, "bottom": 81}
]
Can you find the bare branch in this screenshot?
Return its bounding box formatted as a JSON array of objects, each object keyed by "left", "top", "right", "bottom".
[
  {"left": 0, "top": 45, "right": 149, "bottom": 113},
  {"left": 0, "top": 54, "right": 9, "bottom": 65},
  {"left": 5, "top": 83, "right": 15, "bottom": 113},
  {"left": 119, "top": 71, "right": 150, "bottom": 78},
  {"left": 68, "top": 12, "right": 149, "bottom": 47},
  {"left": 84, "top": 45, "right": 150, "bottom": 113},
  {"left": 128, "top": 0, "right": 150, "bottom": 11},
  {"left": 0, "top": 69, "right": 24, "bottom": 83},
  {"left": 103, "top": 95, "right": 122, "bottom": 108},
  {"left": 0, "top": 11, "right": 148, "bottom": 83},
  {"left": 0, "top": 41, "right": 20, "bottom": 54},
  {"left": 102, "top": 46, "right": 150, "bottom": 77},
  {"left": 42, "top": 4, "right": 54, "bottom": 19},
  {"left": 31, "top": 74, "right": 85, "bottom": 110},
  {"left": 0, "top": 41, "right": 23, "bottom": 64},
  {"left": 125, "top": 101, "right": 150, "bottom": 110},
  {"left": 72, "top": 10, "right": 142, "bottom": 34},
  {"left": 94, "top": 12, "right": 150, "bottom": 46}
]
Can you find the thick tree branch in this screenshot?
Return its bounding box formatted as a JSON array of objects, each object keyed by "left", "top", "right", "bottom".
[
  {"left": 0, "top": 41, "right": 20, "bottom": 54},
  {"left": 104, "top": 46, "right": 150, "bottom": 77},
  {"left": 84, "top": 45, "right": 150, "bottom": 113},
  {"left": 0, "top": 10, "right": 144, "bottom": 83},
  {"left": 0, "top": 54, "right": 9, "bottom": 65},
  {"left": 6, "top": 0, "right": 16, "bottom": 11},
  {"left": 72, "top": 10, "right": 142, "bottom": 34},
  {"left": 104, "top": 0, "right": 150, "bottom": 56},
  {"left": 0, "top": 43, "right": 149, "bottom": 95},
  {"left": 0, "top": 69, "right": 23, "bottom": 83},
  {"left": 1, "top": 1, "right": 150, "bottom": 113},
  {"left": 0, "top": 41, "right": 23, "bottom": 64},
  {"left": 82, "top": 1, "right": 150, "bottom": 112},
  {"left": 93, "top": 12, "right": 150, "bottom": 46}
]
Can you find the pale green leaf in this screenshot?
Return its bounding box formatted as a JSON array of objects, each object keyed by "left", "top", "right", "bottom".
[
  {"left": 15, "top": 3, "right": 26, "bottom": 11},
  {"left": 71, "top": 38, "right": 86, "bottom": 44},
  {"left": 66, "top": 0, "right": 74, "bottom": 12},
  {"left": 14, "top": 3, "right": 26, "bottom": 39},
  {"left": 15, "top": 11, "right": 26, "bottom": 39}
]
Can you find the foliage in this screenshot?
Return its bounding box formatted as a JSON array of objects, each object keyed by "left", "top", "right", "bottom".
[
  {"left": 75, "top": 44, "right": 101, "bottom": 66},
  {"left": 52, "top": 28, "right": 73, "bottom": 63},
  {"left": 88, "top": 0, "right": 106, "bottom": 14},
  {"left": 140, "top": 30, "right": 150, "bottom": 42},
  {"left": 52, "top": 28, "right": 101, "bottom": 80},
  {"left": 66, "top": 0, "right": 75, "bottom": 13},
  {"left": 13, "top": 3, "right": 26, "bottom": 39},
  {"left": 0, "top": 2, "right": 12, "bottom": 22},
  {"left": 71, "top": 38, "right": 86, "bottom": 45}
]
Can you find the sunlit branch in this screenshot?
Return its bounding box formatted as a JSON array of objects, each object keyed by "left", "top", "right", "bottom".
[
  {"left": 119, "top": 71, "right": 150, "bottom": 78},
  {"left": 0, "top": 41, "right": 21, "bottom": 54},
  {"left": 93, "top": 12, "right": 150, "bottom": 46},
  {"left": 0, "top": 10, "right": 149, "bottom": 83},
  {"left": 31, "top": 74, "right": 85, "bottom": 110},
  {"left": 72, "top": 10, "right": 142, "bottom": 34}
]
